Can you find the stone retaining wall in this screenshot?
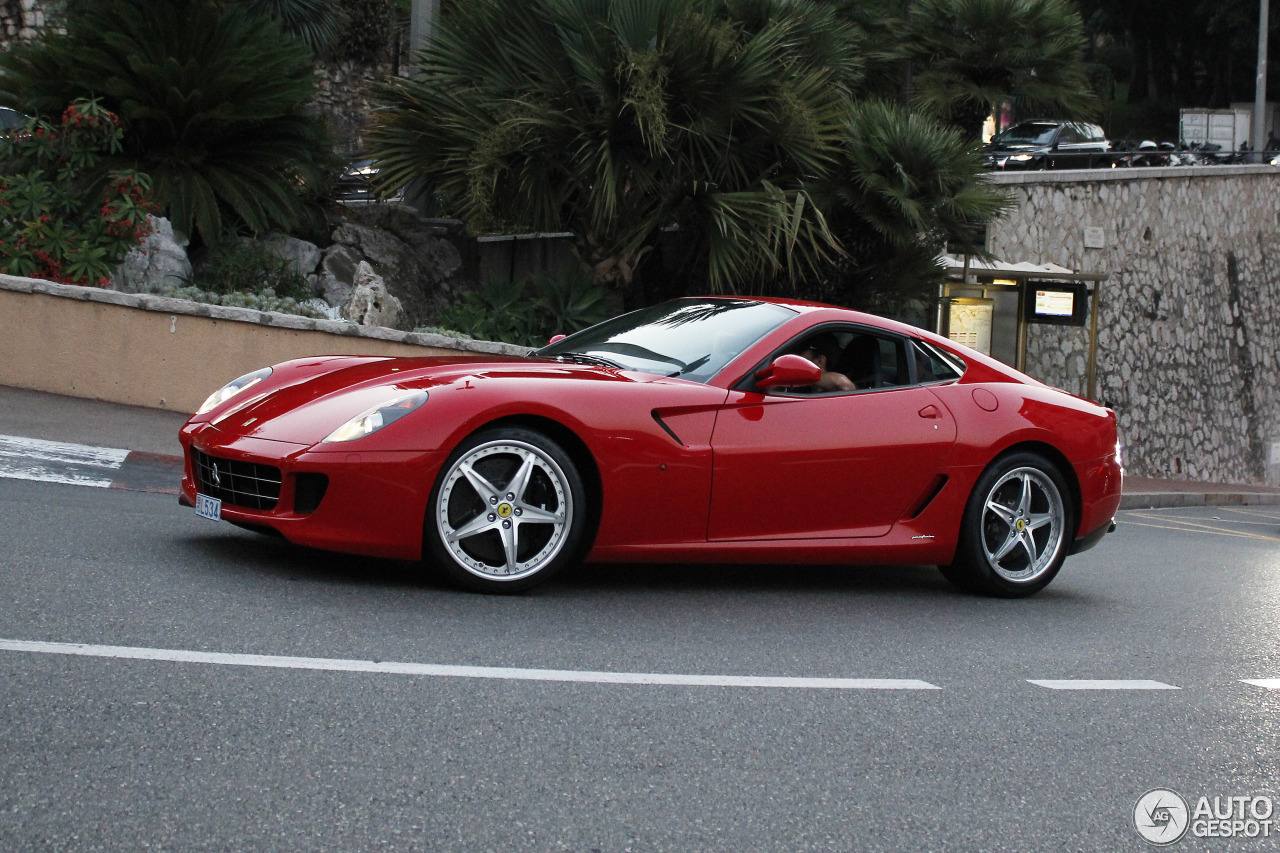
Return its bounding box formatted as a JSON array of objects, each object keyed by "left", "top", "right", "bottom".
[
  {"left": 0, "top": 275, "right": 526, "bottom": 414},
  {"left": 987, "top": 166, "right": 1280, "bottom": 485}
]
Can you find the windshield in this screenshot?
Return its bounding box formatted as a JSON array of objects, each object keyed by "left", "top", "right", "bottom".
[
  {"left": 991, "top": 123, "right": 1058, "bottom": 146},
  {"left": 534, "top": 299, "right": 797, "bottom": 383}
]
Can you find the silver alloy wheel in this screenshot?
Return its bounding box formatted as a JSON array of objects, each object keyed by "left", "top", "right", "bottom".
[
  {"left": 434, "top": 439, "right": 573, "bottom": 581},
  {"left": 978, "top": 466, "right": 1066, "bottom": 583}
]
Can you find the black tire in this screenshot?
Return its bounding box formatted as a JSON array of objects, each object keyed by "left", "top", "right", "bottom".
[
  {"left": 941, "top": 451, "right": 1074, "bottom": 598},
  {"left": 425, "top": 427, "right": 587, "bottom": 593}
]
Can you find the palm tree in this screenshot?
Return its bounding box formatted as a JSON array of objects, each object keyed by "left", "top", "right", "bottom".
[
  {"left": 808, "top": 99, "right": 1010, "bottom": 310},
  {"left": 0, "top": 0, "right": 334, "bottom": 244},
  {"left": 368, "top": 0, "right": 865, "bottom": 294},
  {"left": 236, "top": 0, "right": 344, "bottom": 54},
  {"left": 907, "top": 0, "right": 1098, "bottom": 140}
]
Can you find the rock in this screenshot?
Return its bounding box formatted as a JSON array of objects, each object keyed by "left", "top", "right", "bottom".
[
  {"left": 112, "top": 216, "right": 192, "bottom": 293},
  {"left": 262, "top": 232, "right": 321, "bottom": 277},
  {"left": 340, "top": 261, "right": 404, "bottom": 328},
  {"left": 329, "top": 204, "right": 467, "bottom": 328},
  {"left": 315, "top": 244, "right": 362, "bottom": 306}
]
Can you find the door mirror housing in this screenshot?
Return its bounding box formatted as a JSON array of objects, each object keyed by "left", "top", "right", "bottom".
[{"left": 754, "top": 354, "right": 821, "bottom": 390}]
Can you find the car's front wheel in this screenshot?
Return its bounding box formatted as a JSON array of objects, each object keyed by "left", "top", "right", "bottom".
[
  {"left": 426, "top": 427, "right": 587, "bottom": 593},
  {"left": 941, "top": 452, "right": 1073, "bottom": 597}
]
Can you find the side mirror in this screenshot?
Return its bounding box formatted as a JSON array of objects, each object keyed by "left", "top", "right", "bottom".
[
  {"left": 754, "top": 353, "right": 821, "bottom": 390},
  {"left": 548, "top": 334, "right": 567, "bottom": 345}
]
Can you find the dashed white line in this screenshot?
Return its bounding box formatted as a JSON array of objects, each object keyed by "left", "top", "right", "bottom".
[
  {"left": 1028, "top": 679, "right": 1180, "bottom": 690},
  {"left": 1241, "top": 679, "right": 1280, "bottom": 690},
  {"left": 0, "top": 639, "right": 941, "bottom": 690}
]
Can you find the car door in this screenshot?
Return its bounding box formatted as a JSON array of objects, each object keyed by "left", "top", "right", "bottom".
[{"left": 706, "top": 329, "right": 958, "bottom": 541}]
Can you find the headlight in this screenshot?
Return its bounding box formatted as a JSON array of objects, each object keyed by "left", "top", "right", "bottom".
[
  {"left": 323, "top": 390, "right": 428, "bottom": 443},
  {"left": 1010, "top": 154, "right": 1034, "bottom": 162},
  {"left": 196, "top": 367, "right": 273, "bottom": 415}
]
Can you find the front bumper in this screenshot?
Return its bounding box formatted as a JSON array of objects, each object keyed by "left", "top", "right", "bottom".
[{"left": 180, "top": 422, "right": 447, "bottom": 561}]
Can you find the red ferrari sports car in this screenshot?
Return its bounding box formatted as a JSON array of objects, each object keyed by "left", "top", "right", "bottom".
[{"left": 179, "top": 297, "right": 1122, "bottom": 597}]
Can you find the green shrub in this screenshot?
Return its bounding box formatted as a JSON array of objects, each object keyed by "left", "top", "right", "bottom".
[
  {"left": 141, "top": 282, "right": 330, "bottom": 318},
  {"left": 436, "top": 268, "right": 615, "bottom": 346},
  {"left": 188, "top": 238, "right": 313, "bottom": 302},
  {"left": 0, "top": 0, "right": 336, "bottom": 245},
  {"left": 0, "top": 99, "right": 157, "bottom": 286}
]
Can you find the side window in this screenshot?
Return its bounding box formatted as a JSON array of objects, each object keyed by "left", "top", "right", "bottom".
[
  {"left": 913, "top": 340, "right": 965, "bottom": 384},
  {"left": 763, "top": 328, "right": 910, "bottom": 394},
  {"left": 833, "top": 333, "right": 908, "bottom": 389},
  {"left": 1057, "top": 125, "right": 1081, "bottom": 145}
]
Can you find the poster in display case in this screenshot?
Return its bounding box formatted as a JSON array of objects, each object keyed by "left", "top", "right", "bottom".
[{"left": 947, "top": 298, "right": 994, "bottom": 355}]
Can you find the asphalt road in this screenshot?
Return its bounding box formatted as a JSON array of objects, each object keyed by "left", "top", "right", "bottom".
[{"left": 1, "top": 477, "right": 1278, "bottom": 852}]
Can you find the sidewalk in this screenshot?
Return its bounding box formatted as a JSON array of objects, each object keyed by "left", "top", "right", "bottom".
[{"left": 2, "top": 384, "right": 1278, "bottom": 510}]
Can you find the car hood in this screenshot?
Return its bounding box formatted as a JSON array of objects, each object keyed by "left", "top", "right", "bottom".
[{"left": 194, "top": 353, "right": 660, "bottom": 446}]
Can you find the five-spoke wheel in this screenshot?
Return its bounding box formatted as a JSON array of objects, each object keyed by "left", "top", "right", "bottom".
[
  {"left": 942, "top": 452, "right": 1073, "bottom": 597},
  {"left": 426, "top": 427, "right": 587, "bottom": 593}
]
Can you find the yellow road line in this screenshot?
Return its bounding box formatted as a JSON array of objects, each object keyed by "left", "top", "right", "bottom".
[{"left": 1119, "top": 514, "right": 1280, "bottom": 542}]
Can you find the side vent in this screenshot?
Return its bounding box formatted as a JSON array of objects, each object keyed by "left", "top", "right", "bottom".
[
  {"left": 905, "top": 475, "right": 948, "bottom": 520},
  {"left": 651, "top": 411, "right": 684, "bottom": 445}
]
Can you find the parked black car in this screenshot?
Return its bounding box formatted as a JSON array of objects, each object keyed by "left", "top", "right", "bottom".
[{"left": 984, "top": 120, "right": 1111, "bottom": 170}]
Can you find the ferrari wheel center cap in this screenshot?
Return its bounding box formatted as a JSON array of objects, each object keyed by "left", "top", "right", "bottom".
[
  {"left": 497, "top": 503, "right": 513, "bottom": 519},
  {"left": 1015, "top": 518, "right": 1026, "bottom": 531}
]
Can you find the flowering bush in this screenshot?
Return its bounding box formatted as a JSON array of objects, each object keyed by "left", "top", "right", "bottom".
[{"left": 0, "top": 98, "right": 156, "bottom": 286}]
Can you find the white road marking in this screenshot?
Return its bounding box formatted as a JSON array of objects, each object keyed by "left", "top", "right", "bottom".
[
  {"left": 1241, "top": 679, "right": 1280, "bottom": 690},
  {"left": 0, "top": 435, "right": 129, "bottom": 487},
  {"left": 1028, "top": 679, "right": 1179, "bottom": 690},
  {"left": 0, "top": 639, "right": 941, "bottom": 690}
]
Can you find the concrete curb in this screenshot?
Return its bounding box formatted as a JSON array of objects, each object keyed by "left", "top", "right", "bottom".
[{"left": 1119, "top": 491, "right": 1280, "bottom": 510}]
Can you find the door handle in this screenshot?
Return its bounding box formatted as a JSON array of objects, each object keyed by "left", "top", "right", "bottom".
[{"left": 918, "top": 405, "right": 940, "bottom": 419}]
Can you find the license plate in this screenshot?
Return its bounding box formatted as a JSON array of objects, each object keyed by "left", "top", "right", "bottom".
[{"left": 195, "top": 493, "right": 222, "bottom": 522}]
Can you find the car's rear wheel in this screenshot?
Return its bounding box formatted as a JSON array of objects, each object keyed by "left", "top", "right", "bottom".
[
  {"left": 941, "top": 452, "right": 1073, "bottom": 597},
  {"left": 426, "top": 427, "right": 586, "bottom": 593}
]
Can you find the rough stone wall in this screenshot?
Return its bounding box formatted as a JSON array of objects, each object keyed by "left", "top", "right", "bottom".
[
  {"left": 987, "top": 167, "right": 1280, "bottom": 485},
  {"left": 0, "top": 0, "right": 60, "bottom": 40},
  {"left": 313, "top": 60, "right": 396, "bottom": 156}
]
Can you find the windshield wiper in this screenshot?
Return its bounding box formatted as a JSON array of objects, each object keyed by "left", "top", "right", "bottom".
[
  {"left": 553, "top": 352, "right": 625, "bottom": 369},
  {"left": 667, "top": 353, "right": 711, "bottom": 377}
]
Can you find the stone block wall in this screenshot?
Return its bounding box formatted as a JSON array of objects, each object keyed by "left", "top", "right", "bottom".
[
  {"left": 987, "top": 167, "right": 1280, "bottom": 485},
  {"left": 0, "top": 0, "right": 59, "bottom": 40}
]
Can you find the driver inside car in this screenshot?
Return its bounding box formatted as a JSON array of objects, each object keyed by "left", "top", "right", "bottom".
[{"left": 796, "top": 333, "right": 856, "bottom": 392}]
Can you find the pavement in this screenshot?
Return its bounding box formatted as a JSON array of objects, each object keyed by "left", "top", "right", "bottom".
[{"left": 1, "top": 384, "right": 1278, "bottom": 510}]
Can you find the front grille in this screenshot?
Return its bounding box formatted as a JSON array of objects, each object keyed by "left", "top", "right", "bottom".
[{"left": 192, "top": 449, "right": 281, "bottom": 511}]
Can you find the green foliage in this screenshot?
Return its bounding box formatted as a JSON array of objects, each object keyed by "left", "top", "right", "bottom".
[
  {"left": 0, "top": 99, "right": 157, "bottom": 286},
  {"left": 530, "top": 268, "right": 616, "bottom": 335},
  {"left": 237, "top": 0, "right": 343, "bottom": 54},
  {"left": 187, "top": 238, "right": 314, "bottom": 302},
  {"left": 141, "top": 282, "right": 330, "bottom": 318},
  {"left": 828, "top": 101, "right": 1009, "bottom": 252},
  {"left": 798, "top": 101, "right": 1008, "bottom": 311},
  {"left": 144, "top": 230, "right": 324, "bottom": 317},
  {"left": 907, "top": 0, "right": 1098, "bottom": 139},
  {"left": 0, "top": 0, "right": 336, "bottom": 245},
  {"left": 370, "top": 0, "right": 864, "bottom": 293},
  {"left": 1078, "top": 0, "right": 1276, "bottom": 111},
  {"left": 437, "top": 269, "right": 615, "bottom": 346},
  {"left": 438, "top": 277, "right": 535, "bottom": 345}
]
